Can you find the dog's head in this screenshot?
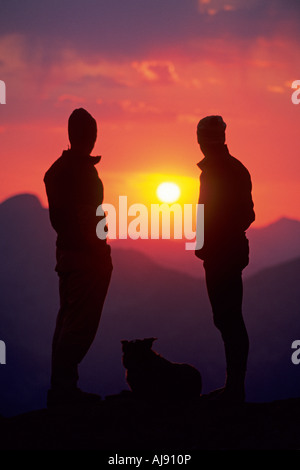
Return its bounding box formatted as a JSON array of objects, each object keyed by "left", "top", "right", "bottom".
[{"left": 121, "top": 337, "right": 157, "bottom": 369}]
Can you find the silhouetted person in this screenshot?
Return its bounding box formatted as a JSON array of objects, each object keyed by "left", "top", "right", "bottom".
[
  {"left": 44, "top": 108, "right": 112, "bottom": 407},
  {"left": 195, "top": 115, "right": 255, "bottom": 402}
]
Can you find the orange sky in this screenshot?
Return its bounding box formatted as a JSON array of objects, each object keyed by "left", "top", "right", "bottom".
[{"left": 0, "top": 1, "right": 300, "bottom": 227}]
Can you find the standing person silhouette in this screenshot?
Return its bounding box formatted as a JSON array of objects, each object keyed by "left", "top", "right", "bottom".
[
  {"left": 44, "top": 108, "right": 113, "bottom": 407},
  {"left": 195, "top": 115, "right": 255, "bottom": 402}
]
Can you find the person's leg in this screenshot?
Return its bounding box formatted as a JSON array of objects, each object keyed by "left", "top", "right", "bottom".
[
  {"left": 50, "top": 262, "right": 112, "bottom": 392},
  {"left": 204, "top": 263, "right": 249, "bottom": 401},
  {"left": 218, "top": 273, "right": 249, "bottom": 397}
]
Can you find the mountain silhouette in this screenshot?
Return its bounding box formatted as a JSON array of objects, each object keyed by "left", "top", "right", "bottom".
[
  {"left": 111, "top": 216, "right": 300, "bottom": 279},
  {"left": 0, "top": 193, "right": 299, "bottom": 416},
  {"left": 247, "top": 217, "right": 300, "bottom": 276}
]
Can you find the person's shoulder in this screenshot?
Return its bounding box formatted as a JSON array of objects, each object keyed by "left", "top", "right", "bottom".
[
  {"left": 228, "top": 154, "right": 251, "bottom": 179},
  {"left": 44, "top": 152, "right": 68, "bottom": 183}
]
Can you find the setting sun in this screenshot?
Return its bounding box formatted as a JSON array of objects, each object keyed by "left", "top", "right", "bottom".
[{"left": 156, "top": 182, "right": 181, "bottom": 203}]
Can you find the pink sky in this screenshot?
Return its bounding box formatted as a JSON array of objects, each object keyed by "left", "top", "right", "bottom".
[{"left": 0, "top": 1, "right": 300, "bottom": 226}]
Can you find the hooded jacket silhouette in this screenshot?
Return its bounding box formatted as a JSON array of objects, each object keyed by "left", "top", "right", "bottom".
[
  {"left": 196, "top": 144, "right": 255, "bottom": 267},
  {"left": 44, "top": 108, "right": 112, "bottom": 407},
  {"left": 195, "top": 115, "right": 255, "bottom": 403}
]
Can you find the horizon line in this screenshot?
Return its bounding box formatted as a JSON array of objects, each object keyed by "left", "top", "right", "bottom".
[{"left": 1, "top": 191, "right": 300, "bottom": 229}]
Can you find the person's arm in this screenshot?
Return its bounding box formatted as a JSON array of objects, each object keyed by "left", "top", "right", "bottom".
[
  {"left": 195, "top": 172, "right": 206, "bottom": 259},
  {"left": 237, "top": 170, "right": 255, "bottom": 231},
  {"left": 75, "top": 169, "right": 107, "bottom": 250}
]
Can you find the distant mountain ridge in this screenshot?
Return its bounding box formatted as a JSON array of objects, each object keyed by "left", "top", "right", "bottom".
[
  {"left": 0, "top": 193, "right": 299, "bottom": 416},
  {"left": 247, "top": 216, "right": 300, "bottom": 276},
  {"left": 107, "top": 211, "right": 300, "bottom": 279},
  {"left": 1, "top": 193, "right": 299, "bottom": 278}
]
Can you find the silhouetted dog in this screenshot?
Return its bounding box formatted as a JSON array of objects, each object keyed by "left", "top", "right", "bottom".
[{"left": 121, "top": 338, "right": 202, "bottom": 399}]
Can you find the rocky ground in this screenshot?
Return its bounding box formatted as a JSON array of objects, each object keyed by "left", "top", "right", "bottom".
[{"left": 0, "top": 391, "right": 299, "bottom": 451}]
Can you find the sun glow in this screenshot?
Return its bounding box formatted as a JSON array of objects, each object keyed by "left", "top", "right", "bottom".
[{"left": 156, "top": 182, "right": 181, "bottom": 203}]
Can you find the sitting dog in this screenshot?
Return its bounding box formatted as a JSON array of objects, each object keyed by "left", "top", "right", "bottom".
[{"left": 121, "top": 337, "right": 202, "bottom": 399}]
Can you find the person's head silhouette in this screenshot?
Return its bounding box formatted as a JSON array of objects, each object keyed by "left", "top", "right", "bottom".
[
  {"left": 68, "top": 108, "right": 97, "bottom": 156},
  {"left": 197, "top": 115, "right": 226, "bottom": 157}
]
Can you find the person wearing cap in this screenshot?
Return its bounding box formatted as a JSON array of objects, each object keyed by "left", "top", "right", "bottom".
[
  {"left": 44, "top": 108, "right": 113, "bottom": 407},
  {"left": 195, "top": 115, "right": 255, "bottom": 402}
]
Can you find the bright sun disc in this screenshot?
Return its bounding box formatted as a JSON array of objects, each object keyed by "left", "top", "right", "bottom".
[{"left": 156, "top": 182, "right": 181, "bottom": 203}]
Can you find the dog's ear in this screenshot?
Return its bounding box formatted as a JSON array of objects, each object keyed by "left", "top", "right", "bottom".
[
  {"left": 121, "top": 340, "right": 129, "bottom": 350},
  {"left": 144, "top": 337, "right": 157, "bottom": 348}
]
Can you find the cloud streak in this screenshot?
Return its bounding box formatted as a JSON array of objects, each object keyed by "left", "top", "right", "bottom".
[
  {"left": 0, "top": 1, "right": 299, "bottom": 224},
  {"left": 1, "top": 1, "right": 300, "bottom": 60}
]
